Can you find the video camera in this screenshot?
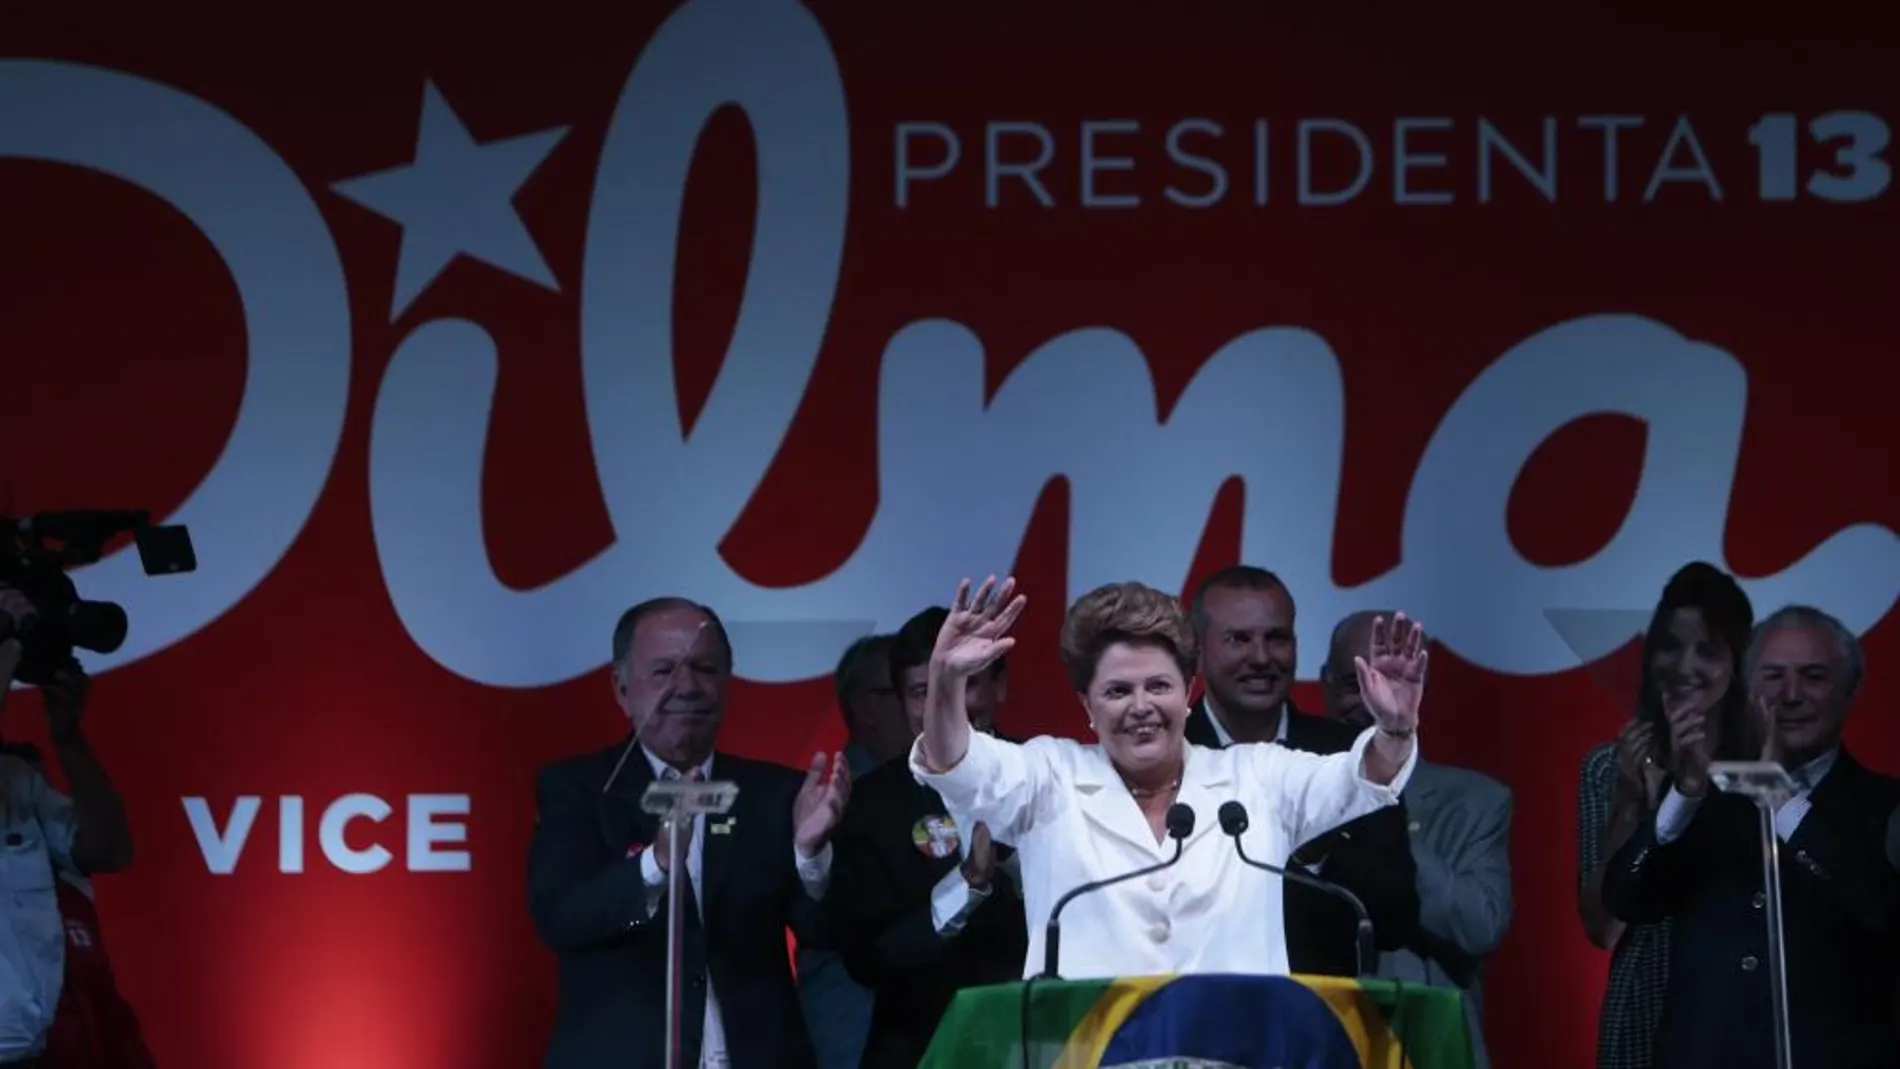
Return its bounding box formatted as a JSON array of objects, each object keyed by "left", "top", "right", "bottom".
[{"left": 0, "top": 511, "right": 196, "bottom": 685}]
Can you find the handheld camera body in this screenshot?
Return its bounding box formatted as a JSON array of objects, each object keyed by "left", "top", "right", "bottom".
[{"left": 0, "top": 510, "right": 195, "bottom": 685}]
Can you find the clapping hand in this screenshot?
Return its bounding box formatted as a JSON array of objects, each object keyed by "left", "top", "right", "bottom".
[
  {"left": 1354, "top": 613, "right": 1428, "bottom": 737},
  {"left": 793, "top": 751, "right": 852, "bottom": 855},
  {"left": 650, "top": 812, "right": 682, "bottom": 873},
  {"left": 1664, "top": 693, "right": 1713, "bottom": 797},
  {"left": 1755, "top": 693, "right": 1785, "bottom": 766},
  {"left": 933, "top": 576, "right": 1026, "bottom": 679},
  {"left": 960, "top": 821, "right": 994, "bottom": 891},
  {"left": 1613, "top": 718, "right": 1667, "bottom": 805}
]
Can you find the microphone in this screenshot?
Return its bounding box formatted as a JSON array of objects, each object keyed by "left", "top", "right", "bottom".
[
  {"left": 1218, "top": 800, "right": 1377, "bottom": 978},
  {"left": 1038, "top": 802, "right": 1195, "bottom": 979}
]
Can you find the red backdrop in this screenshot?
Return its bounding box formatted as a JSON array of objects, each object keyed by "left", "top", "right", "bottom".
[{"left": 2, "top": 5, "right": 1897, "bottom": 1068}]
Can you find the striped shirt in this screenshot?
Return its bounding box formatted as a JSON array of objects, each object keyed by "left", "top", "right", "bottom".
[{"left": 1577, "top": 743, "right": 1670, "bottom": 1069}]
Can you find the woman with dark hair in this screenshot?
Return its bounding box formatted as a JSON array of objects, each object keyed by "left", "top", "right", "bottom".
[
  {"left": 1574, "top": 562, "right": 1754, "bottom": 1069},
  {"left": 909, "top": 576, "right": 1428, "bottom": 979}
]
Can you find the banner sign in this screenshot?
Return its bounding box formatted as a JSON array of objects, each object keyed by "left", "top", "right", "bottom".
[{"left": 2, "top": 5, "right": 1893, "bottom": 1067}]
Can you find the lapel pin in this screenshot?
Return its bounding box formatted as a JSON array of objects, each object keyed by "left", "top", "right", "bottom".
[{"left": 711, "top": 817, "right": 736, "bottom": 835}]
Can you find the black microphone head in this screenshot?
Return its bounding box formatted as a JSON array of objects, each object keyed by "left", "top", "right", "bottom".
[
  {"left": 1165, "top": 803, "right": 1196, "bottom": 840},
  {"left": 1218, "top": 800, "right": 1249, "bottom": 836}
]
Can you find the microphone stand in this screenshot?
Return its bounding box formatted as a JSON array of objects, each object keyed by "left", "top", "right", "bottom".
[
  {"left": 1231, "top": 836, "right": 1375, "bottom": 977},
  {"left": 1037, "top": 836, "right": 1186, "bottom": 979},
  {"left": 1024, "top": 808, "right": 1194, "bottom": 1069},
  {"left": 640, "top": 777, "right": 739, "bottom": 1069},
  {"left": 1711, "top": 761, "right": 1796, "bottom": 1069},
  {"left": 601, "top": 632, "right": 717, "bottom": 1069},
  {"left": 664, "top": 807, "right": 688, "bottom": 1069},
  {"left": 1217, "top": 800, "right": 1376, "bottom": 979}
]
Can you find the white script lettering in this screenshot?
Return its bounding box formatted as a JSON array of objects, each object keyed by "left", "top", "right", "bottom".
[
  {"left": 183, "top": 793, "right": 472, "bottom": 874},
  {"left": 12, "top": 2, "right": 1898, "bottom": 690},
  {"left": 0, "top": 61, "right": 353, "bottom": 674},
  {"left": 366, "top": 0, "right": 1900, "bottom": 684}
]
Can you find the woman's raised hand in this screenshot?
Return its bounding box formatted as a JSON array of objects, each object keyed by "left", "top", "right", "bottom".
[
  {"left": 1355, "top": 612, "right": 1428, "bottom": 736},
  {"left": 933, "top": 575, "right": 1027, "bottom": 679}
]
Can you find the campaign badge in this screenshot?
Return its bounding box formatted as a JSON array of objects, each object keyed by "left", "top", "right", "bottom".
[{"left": 911, "top": 814, "right": 961, "bottom": 858}]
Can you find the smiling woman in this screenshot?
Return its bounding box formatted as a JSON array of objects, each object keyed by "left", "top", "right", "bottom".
[
  {"left": 1057, "top": 583, "right": 1203, "bottom": 827},
  {"left": 907, "top": 576, "right": 1426, "bottom": 980},
  {"left": 1573, "top": 560, "right": 1755, "bottom": 1069}
]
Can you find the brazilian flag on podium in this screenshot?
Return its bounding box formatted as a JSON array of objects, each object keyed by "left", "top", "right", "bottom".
[{"left": 919, "top": 973, "right": 1475, "bottom": 1069}]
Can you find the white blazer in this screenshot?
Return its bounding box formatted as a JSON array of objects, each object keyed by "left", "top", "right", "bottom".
[{"left": 910, "top": 727, "right": 1416, "bottom": 980}]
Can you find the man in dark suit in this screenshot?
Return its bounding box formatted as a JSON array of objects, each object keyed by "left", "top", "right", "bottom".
[
  {"left": 1185, "top": 566, "right": 1420, "bottom": 977},
  {"left": 828, "top": 607, "right": 1025, "bottom": 1069},
  {"left": 1605, "top": 605, "right": 1900, "bottom": 1069},
  {"left": 527, "top": 597, "right": 853, "bottom": 1069},
  {"left": 798, "top": 634, "right": 904, "bottom": 1069},
  {"left": 1322, "top": 611, "right": 1514, "bottom": 1069}
]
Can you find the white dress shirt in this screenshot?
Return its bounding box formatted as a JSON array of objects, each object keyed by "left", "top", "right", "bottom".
[
  {"left": 1200, "top": 696, "right": 1291, "bottom": 747},
  {"left": 927, "top": 843, "right": 990, "bottom": 936},
  {"left": 1654, "top": 748, "right": 1839, "bottom": 845},
  {"left": 635, "top": 749, "right": 833, "bottom": 1069},
  {"left": 0, "top": 754, "right": 77, "bottom": 1063},
  {"left": 925, "top": 825, "right": 1027, "bottom": 937},
  {"left": 911, "top": 726, "right": 1415, "bottom": 979}
]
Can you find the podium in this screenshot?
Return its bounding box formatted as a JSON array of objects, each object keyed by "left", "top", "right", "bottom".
[{"left": 919, "top": 973, "right": 1474, "bottom": 1069}]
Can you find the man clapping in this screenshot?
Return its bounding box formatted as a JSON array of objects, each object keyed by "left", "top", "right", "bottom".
[{"left": 527, "top": 597, "right": 852, "bottom": 1069}]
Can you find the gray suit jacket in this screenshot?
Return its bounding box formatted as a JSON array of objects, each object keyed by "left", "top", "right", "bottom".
[{"left": 1375, "top": 761, "right": 1513, "bottom": 1069}]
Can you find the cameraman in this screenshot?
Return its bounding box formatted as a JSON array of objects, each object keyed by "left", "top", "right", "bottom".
[{"left": 1, "top": 586, "right": 134, "bottom": 1067}]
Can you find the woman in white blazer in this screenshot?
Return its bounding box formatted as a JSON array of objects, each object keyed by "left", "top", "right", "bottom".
[{"left": 910, "top": 576, "right": 1427, "bottom": 980}]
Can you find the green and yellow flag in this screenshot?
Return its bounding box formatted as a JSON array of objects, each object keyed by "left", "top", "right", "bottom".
[{"left": 920, "top": 973, "right": 1474, "bottom": 1069}]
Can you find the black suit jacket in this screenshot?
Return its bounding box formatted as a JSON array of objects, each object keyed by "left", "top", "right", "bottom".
[
  {"left": 1603, "top": 749, "right": 1900, "bottom": 1069},
  {"left": 829, "top": 754, "right": 1029, "bottom": 1069},
  {"left": 526, "top": 740, "right": 828, "bottom": 1069},
  {"left": 1184, "top": 699, "right": 1420, "bottom": 976}
]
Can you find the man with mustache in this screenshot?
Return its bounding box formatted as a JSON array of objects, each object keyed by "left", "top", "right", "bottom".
[
  {"left": 527, "top": 597, "right": 853, "bottom": 1069},
  {"left": 1184, "top": 567, "right": 1420, "bottom": 976},
  {"left": 1604, "top": 605, "right": 1900, "bottom": 1069},
  {"left": 1323, "top": 611, "right": 1513, "bottom": 1069}
]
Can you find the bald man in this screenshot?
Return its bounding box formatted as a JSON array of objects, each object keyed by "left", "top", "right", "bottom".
[{"left": 1322, "top": 611, "right": 1515, "bottom": 1069}]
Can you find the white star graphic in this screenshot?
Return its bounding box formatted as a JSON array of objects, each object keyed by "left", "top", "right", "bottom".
[{"left": 332, "top": 81, "right": 568, "bottom": 318}]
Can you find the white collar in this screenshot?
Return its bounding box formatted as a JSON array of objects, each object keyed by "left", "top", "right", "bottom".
[
  {"left": 642, "top": 745, "right": 713, "bottom": 781},
  {"left": 1203, "top": 695, "right": 1289, "bottom": 746},
  {"left": 1791, "top": 747, "right": 1840, "bottom": 793}
]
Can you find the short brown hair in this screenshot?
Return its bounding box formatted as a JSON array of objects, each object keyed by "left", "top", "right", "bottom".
[
  {"left": 1059, "top": 582, "right": 1199, "bottom": 691},
  {"left": 1188, "top": 564, "right": 1287, "bottom": 637}
]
